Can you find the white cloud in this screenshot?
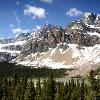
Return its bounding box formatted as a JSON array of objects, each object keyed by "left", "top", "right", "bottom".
[
  {"left": 10, "top": 24, "right": 14, "bottom": 28},
  {"left": 14, "top": 11, "right": 21, "bottom": 27},
  {"left": 40, "top": 0, "right": 53, "bottom": 4},
  {"left": 66, "top": 8, "right": 83, "bottom": 17},
  {"left": 12, "top": 28, "right": 30, "bottom": 34},
  {"left": 24, "top": 5, "right": 46, "bottom": 19},
  {"left": 16, "top": 1, "right": 20, "bottom": 5},
  {"left": 12, "top": 26, "right": 41, "bottom": 34}
]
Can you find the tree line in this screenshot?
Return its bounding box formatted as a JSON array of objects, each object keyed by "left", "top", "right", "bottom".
[
  {"left": 0, "top": 71, "right": 99, "bottom": 100},
  {"left": 0, "top": 62, "right": 67, "bottom": 78}
]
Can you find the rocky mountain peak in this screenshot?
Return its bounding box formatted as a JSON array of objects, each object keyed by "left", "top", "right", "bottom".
[
  {"left": 14, "top": 33, "right": 32, "bottom": 41},
  {"left": 82, "top": 12, "right": 96, "bottom": 25}
]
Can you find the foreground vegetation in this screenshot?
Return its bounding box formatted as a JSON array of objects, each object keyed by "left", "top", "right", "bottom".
[
  {"left": 0, "top": 71, "right": 99, "bottom": 100},
  {"left": 0, "top": 62, "right": 100, "bottom": 100}
]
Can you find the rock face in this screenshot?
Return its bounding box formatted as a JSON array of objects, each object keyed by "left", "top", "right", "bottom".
[
  {"left": 21, "top": 24, "right": 64, "bottom": 55},
  {"left": 82, "top": 12, "right": 96, "bottom": 25},
  {"left": 0, "top": 52, "right": 10, "bottom": 62}
]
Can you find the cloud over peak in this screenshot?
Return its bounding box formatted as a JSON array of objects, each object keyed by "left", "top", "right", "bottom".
[
  {"left": 24, "top": 5, "right": 46, "bottom": 19},
  {"left": 12, "top": 28, "right": 30, "bottom": 34},
  {"left": 66, "top": 8, "right": 83, "bottom": 17}
]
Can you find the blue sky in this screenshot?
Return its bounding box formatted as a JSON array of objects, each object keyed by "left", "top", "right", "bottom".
[{"left": 0, "top": 0, "right": 100, "bottom": 38}]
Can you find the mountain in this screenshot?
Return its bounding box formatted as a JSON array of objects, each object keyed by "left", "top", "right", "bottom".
[
  {"left": 0, "top": 33, "right": 31, "bottom": 62},
  {"left": 0, "top": 24, "right": 58, "bottom": 61},
  {"left": 1, "top": 12, "right": 100, "bottom": 76}
]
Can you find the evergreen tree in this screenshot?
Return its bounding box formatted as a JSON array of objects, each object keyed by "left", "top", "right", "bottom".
[
  {"left": 64, "top": 82, "right": 69, "bottom": 100},
  {"left": 54, "top": 82, "right": 61, "bottom": 100},
  {"left": 24, "top": 86, "right": 31, "bottom": 100},
  {"left": 80, "top": 79, "right": 85, "bottom": 100},
  {"left": 0, "top": 78, "right": 3, "bottom": 99},
  {"left": 55, "top": 82, "right": 66, "bottom": 100},
  {"left": 27, "top": 80, "right": 36, "bottom": 100},
  {"left": 46, "top": 73, "right": 56, "bottom": 100},
  {"left": 40, "top": 78, "right": 49, "bottom": 100},
  {"left": 35, "top": 77, "right": 42, "bottom": 100},
  {"left": 2, "top": 78, "right": 9, "bottom": 99},
  {"left": 88, "top": 70, "right": 98, "bottom": 99},
  {"left": 12, "top": 82, "right": 23, "bottom": 100}
]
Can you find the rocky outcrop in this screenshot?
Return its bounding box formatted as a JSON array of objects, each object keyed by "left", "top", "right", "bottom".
[
  {"left": 21, "top": 25, "right": 65, "bottom": 56},
  {"left": 0, "top": 52, "right": 17, "bottom": 62},
  {"left": 82, "top": 12, "right": 96, "bottom": 25},
  {"left": 1, "top": 45, "right": 22, "bottom": 51},
  {"left": 0, "top": 38, "right": 14, "bottom": 44}
]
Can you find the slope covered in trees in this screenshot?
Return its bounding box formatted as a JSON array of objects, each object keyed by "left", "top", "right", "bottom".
[
  {"left": 0, "top": 71, "right": 99, "bottom": 100},
  {"left": 0, "top": 62, "right": 100, "bottom": 100},
  {"left": 0, "top": 62, "right": 68, "bottom": 78}
]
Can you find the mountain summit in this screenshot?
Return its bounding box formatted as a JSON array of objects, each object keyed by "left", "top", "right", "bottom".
[{"left": 1, "top": 12, "right": 100, "bottom": 76}]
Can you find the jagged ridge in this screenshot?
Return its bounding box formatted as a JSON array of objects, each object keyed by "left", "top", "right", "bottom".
[{"left": 1, "top": 12, "right": 100, "bottom": 76}]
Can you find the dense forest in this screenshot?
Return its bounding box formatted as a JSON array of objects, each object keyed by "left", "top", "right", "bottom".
[
  {"left": 0, "top": 62, "right": 100, "bottom": 100},
  {"left": 0, "top": 62, "right": 68, "bottom": 78},
  {"left": 0, "top": 71, "right": 99, "bottom": 100}
]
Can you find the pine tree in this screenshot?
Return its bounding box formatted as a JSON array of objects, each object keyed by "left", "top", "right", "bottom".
[
  {"left": 70, "top": 80, "right": 80, "bottom": 100},
  {"left": 54, "top": 82, "right": 66, "bottom": 100},
  {"left": 24, "top": 86, "right": 31, "bottom": 100},
  {"left": 28, "top": 80, "right": 36, "bottom": 100},
  {"left": 54, "top": 82, "right": 61, "bottom": 100},
  {"left": 12, "top": 82, "right": 23, "bottom": 100},
  {"left": 40, "top": 78, "right": 49, "bottom": 100},
  {"left": 2, "top": 78, "right": 9, "bottom": 99},
  {"left": 80, "top": 79, "right": 85, "bottom": 100},
  {"left": 46, "top": 73, "right": 56, "bottom": 100},
  {"left": 0, "top": 78, "right": 3, "bottom": 99},
  {"left": 35, "top": 77, "right": 42, "bottom": 100},
  {"left": 64, "top": 82, "right": 69, "bottom": 100},
  {"left": 13, "top": 74, "right": 18, "bottom": 87},
  {"left": 6, "top": 78, "right": 13, "bottom": 100},
  {"left": 88, "top": 70, "right": 98, "bottom": 99}
]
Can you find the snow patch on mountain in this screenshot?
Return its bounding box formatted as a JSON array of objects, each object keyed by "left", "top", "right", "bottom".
[
  {"left": 2, "top": 40, "right": 26, "bottom": 46},
  {"left": 85, "top": 32, "right": 100, "bottom": 37},
  {"left": 13, "top": 43, "right": 100, "bottom": 69},
  {"left": 0, "top": 40, "right": 26, "bottom": 54}
]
